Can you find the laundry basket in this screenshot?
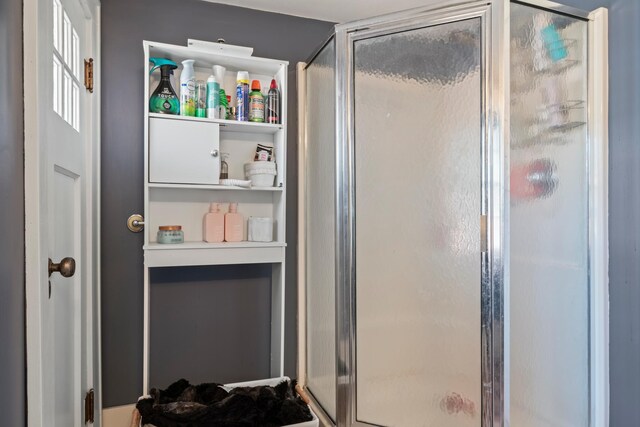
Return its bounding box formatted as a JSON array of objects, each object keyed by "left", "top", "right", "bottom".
[{"left": 134, "top": 376, "right": 319, "bottom": 427}]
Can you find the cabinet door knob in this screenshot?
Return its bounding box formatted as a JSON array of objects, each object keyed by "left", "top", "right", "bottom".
[{"left": 211, "top": 149, "right": 219, "bottom": 157}]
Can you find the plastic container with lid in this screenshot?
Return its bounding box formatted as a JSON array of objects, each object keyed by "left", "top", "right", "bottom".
[{"left": 157, "top": 225, "right": 184, "bottom": 244}]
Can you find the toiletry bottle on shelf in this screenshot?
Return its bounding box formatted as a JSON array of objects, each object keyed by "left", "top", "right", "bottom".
[
  {"left": 219, "top": 89, "right": 228, "bottom": 120},
  {"left": 235, "top": 71, "right": 250, "bottom": 121},
  {"left": 206, "top": 75, "right": 220, "bottom": 118},
  {"left": 195, "top": 80, "right": 207, "bottom": 118},
  {"left": 203, "top": 202, "right": 225, "bottom": 243},
  {"left": 266, "top": 79, "right": 281, "bottom": 124},
  {"left": 180, "top": 59, "right": 196, "bottom": 116},
  {"left": 148, "top": 58, "right": 179, "bottom": 114},
  {"left": 249, "top": 80, "right": 264, "bottom": 122},
  {"left": 224, "top": 202, "right": 244, "bottom": 242}
]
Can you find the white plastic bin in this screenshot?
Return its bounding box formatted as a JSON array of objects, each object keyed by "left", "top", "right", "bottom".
[{"left": 224, "top": 377, "right": 319, "bottom": 427}]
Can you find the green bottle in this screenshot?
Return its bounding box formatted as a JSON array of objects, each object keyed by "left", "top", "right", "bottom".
[
  {"left": 149, "top": 58, "right": 179, "bottom": 115},
  {"left": 248, "top": 80, "right": 265, "bottom": 122}
]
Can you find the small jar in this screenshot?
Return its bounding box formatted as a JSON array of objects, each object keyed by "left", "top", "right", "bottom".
[{"left": 157, "top": 225, "right": 184, "bottom": 244}]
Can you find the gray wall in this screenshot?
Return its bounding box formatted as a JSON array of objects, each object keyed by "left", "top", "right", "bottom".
[
  {"left": 101, "top": 0, "right": 334, "bottom": 407},
  {"left": 0, "top": 0, "right": 25, "bottom": 425},
  {"left": 558, "top": 0, "right": 640, "bottom": 425}
]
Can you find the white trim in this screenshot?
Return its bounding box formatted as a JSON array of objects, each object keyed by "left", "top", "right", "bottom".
[
  {"left": 296, "top": 62, "right": 308, "bottom": 388},
  {"left": 91, "top": 2, "right": 103, "bottom": 425},
  {"left": 24, "top": 0, "right": 102, "bottom": 424},
  {"left": 588, "top": 7, "right": 609, "bottom": 427},
  {"left": 24, "top": 0, "right": 46, "bottom": 423}
]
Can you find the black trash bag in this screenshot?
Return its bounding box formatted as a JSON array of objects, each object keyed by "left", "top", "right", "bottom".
[{"left": 136, "top": 378, "right": 313, "bottom": 427}]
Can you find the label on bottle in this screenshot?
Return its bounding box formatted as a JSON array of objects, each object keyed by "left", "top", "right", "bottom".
[
  {"left": 266, "top": 91, "right": 280, "bottom": 124},
  {"left": 249, "top": 94, "right": 265, "bottom": 122},
  {"left": 236, "top": 83, "right": 249, "bottom": 121},
  {"left": 180, "top": 80, "right": 196, "bottom": 116}
]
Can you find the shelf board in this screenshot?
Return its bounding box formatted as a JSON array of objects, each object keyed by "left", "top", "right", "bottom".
[
  {"left": 148, "top": 183, "right": 283, "bottom": 191},
  {"left": 146, "top": 41, "right": 288, "bottom": 76},
  {"left": 145, "top": 241, "right": 286, "bottom": 250},
  {"left": 149, "top": 113, "right": 283, "bottom": 134},
  {"left": 144, "top": 241, "right": 287, "bottom": 267}
]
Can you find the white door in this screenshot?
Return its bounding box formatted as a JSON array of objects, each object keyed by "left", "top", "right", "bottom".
[{"left": 24, "top": 0, "right": 100, "bottom": 425}]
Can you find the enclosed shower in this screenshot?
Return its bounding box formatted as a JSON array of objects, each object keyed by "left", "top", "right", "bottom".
[{"left": 298, "top": 0, "right": 608, "bottom": 426}]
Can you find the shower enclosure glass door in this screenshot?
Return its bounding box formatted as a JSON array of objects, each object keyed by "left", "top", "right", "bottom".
[
  {"left": 300, "top": 1, "right": 607, "bottom": 426},
  {"left": 351, "top": 18, "right": 483, "bottom": 427}
]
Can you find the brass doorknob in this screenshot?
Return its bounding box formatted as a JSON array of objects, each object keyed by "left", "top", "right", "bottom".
[{"left": 48, "top": 257, "right": 76, "bottom": 278}]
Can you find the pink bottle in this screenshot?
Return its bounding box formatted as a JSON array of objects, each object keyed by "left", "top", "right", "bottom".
[
  {"left": 203, "top": 202, "right": 224, "bottom": 243},
  {"left": 224, "top": 202, "right": 244, "bottom": 242}
]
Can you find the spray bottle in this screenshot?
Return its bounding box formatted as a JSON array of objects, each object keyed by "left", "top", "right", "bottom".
[
  {"left": 148, "top": 58, "right": 179, "bottom": 115},
  {"left": 266, "top": 79, "right": 281, "bottom": 124},
  {"left": 180, "top": 59, "right": 196, "bottom": 116},
  {"left": 235, "top": 71, "right": 250, "bottom": 121}
]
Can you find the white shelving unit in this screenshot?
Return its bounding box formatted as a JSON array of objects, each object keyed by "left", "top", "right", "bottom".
[{"left": 142, "top": 40, "right": 288, "bottom": 394}]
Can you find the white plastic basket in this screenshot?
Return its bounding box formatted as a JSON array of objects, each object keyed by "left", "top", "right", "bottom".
[
  {"left": 137, "top": 376, "right": 319, "bottom": 427},
  {"left": 224, "top": 377, "right": 319, "bottom": 427}
]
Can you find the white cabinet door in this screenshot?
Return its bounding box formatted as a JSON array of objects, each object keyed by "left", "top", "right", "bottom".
[{"left": 149, "top": 118, "right": 220, "bottom": 184}]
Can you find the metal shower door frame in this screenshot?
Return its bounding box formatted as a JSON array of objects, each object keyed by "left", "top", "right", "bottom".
[
  {"left": 331, "top": 0, "right": 607, "bottom": 426},
  {"left": 298, "top": 0, "right": 607, "bottom": 425},
  {"left": 333, "top": 1, "right": 508, "bottom": 426}
]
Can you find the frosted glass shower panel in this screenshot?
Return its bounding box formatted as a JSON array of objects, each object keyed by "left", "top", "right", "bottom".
[
  {"left": 353, "top": 19, "right": 482, "bottom": 426},
  {"left": 510, "top": 3, "right": 589, "bottom": 427},
  {"left": 304, "top": 39, "right": 337, "bottom": 421}
]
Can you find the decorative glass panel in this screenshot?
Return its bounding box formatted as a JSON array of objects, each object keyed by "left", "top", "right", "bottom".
[
  {"left": 510, "top": 3, "right": 589, "bottom": 426},
  {"left": 305, "top": 38, "right": 337, "bottom": 421},
  {"left": 353, "top": 18, "right": 482, "bottom": 426}
]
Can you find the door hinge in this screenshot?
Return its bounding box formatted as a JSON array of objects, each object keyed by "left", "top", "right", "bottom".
[
  {"left": 84, "top": 58, "right": 94, "bottom": 93},
  {"left": 84, "top": 388, "right": 94, "bottom": 424}
]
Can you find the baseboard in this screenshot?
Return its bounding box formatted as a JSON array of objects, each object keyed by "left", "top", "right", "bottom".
[{"left": 102, "top": 404, "right": 136, "bottom": 427}]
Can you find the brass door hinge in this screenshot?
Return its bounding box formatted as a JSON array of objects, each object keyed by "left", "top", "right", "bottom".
[
  {"left": 84, "top": 58, "right": 94, "bottom": 93},
  {"left": 84, "top": 388, "right": 94, "bottom": 424}
]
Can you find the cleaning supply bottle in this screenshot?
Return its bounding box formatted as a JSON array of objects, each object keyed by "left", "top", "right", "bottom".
[
  {"left": 248, "top": 80, "right": 265, "bottom": 122},
  {"left": 203, "top": 202, "right": 225, "bottom": 243},
  {"left": 235, "top": 71, "right": 250, "bottom": 121},
  {"left": 224, "top": 202, "right": 244, "bottom": 242},
  {"left": 148, "top": 58, "right": 179, "bottom": 115},
  {"left": 218, "top": 88, "right": 229, "bottom": 120},
  {"left": 206, "top": 75, "right": 220, "bottom": 119},
  {"left": 180, "top": 59, "right": 196, "bottom": 116},
  {"left": 266, "top": 79, "right": 281, "bottom": 124}
]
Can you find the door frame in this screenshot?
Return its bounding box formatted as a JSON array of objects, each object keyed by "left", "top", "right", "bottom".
[{"left": 23, "top": 0, "right": 102, "bottom": 424}]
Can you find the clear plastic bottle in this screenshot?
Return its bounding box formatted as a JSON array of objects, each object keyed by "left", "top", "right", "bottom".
[{"left": 220, "top": 153, "right": 229, "bottom": 179}]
